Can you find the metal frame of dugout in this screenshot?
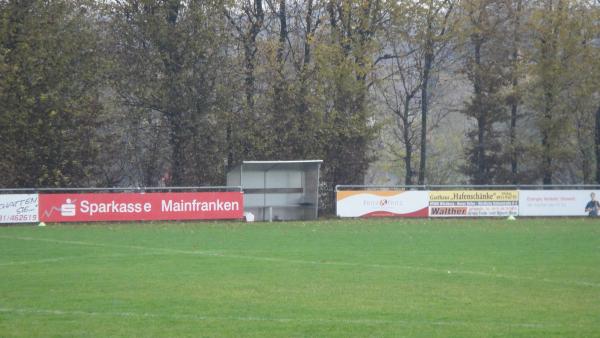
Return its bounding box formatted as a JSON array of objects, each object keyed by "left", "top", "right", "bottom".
[{"left": 226, "top": 160, "right": 323, "bottom": 221}]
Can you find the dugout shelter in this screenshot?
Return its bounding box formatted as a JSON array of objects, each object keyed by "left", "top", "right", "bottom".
[{"left": 227, "top": 160, "right": 322, "bottom": 221}]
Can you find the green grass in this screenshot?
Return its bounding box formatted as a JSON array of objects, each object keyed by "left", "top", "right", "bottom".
[{"left": 1, "top": 218, "right": 599, "bottom": 337}]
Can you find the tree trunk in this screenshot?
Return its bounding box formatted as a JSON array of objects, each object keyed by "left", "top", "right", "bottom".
[
  {"left": 540, "top": 0, "right": 561, "bottom": 186},
  {"left": 541, "top": 133, "right": 552, "bottom": 184},
  {"left": 510, "top": 99, "right": 518, "bottom": 182},
  {"left": 226, "top": 123, "right": 234, "bottom": 170},
  {"left": 509, "top": 0, "right": 522, "bottom": 184},
  {"left": 541, "top": 86, "right": 553, "bottom": 185},
  {"left": 169, "top": 115, "right": 185, "bottom": 186},
  {"left": 303, "top": 0, "right": 313, "bottom": 68},
  {"left": 276, "top": 0, "right": 286, "bottom": 65},
  {"left": 243, "top": 0, "right": 264, "bottom": 113},
  {"left": 403, "top": 100, "right": 413, "bottom": 185},
  {"left": 418, "top": 39, "right": 433, "bottom": 185},
  {"left": 472, "top": 33, "right": 486, "bottom": 184},
  {"left": 274, "top": 0, "right": 287, "bottom": 114},
  {"left": 477, "top": 117, "right": 486, "bottom": 184},
  {"left": 298, "top": 0, "right": 313, "bottom": 117},
  {"left": 595, "top": 105, "right": 600, "bottom": 183},
  {"left": 542, "top": 97, "right": 553, "bottom": 185},
  {"left": 244, "top": 42, "right": 256, "bottom": 111}
]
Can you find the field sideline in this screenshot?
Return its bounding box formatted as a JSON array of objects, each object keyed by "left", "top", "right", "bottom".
[{"left": 1, "top": 218, "right": 599, "bottom": 337}]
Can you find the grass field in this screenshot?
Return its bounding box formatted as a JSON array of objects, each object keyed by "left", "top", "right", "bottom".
[{"left": 1, "top": 218, "right": 599, "bottom": 337}]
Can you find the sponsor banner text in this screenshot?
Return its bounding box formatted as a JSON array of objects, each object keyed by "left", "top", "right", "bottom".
[
  {"left": 337, "top": 190, "right": 428, "bottom": 218},
  {"left": 39, "top": 192, "right": 243, "bottom": 222},
  {"left": 0, "top": 194, "right": 39, "bottom": 223},
  {"left": 429, "top": 190, "right": 518, "bottom": 217}
]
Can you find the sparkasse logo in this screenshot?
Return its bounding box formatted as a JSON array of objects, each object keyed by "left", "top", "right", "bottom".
[{"left": 61, "top": 199, "right": 76, "bottom": 217}]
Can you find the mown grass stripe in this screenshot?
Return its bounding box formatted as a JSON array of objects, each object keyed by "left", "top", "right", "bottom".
[
  {"left": 1, "top": 234, "right": 598, "bottom": 288},
  {"left": 0, "top": 307, "right": 557, "bottom": 329}
]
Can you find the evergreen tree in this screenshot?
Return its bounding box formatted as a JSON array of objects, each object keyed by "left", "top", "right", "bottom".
[
  {"left": 108, "top": 0, "right": 230, "bottom": 185},
  {"left": 460, "top": 0, "right": 511, "bottom": 184},
  {"left": 0, "top": 0, "right": 104, "bottom": 187}
]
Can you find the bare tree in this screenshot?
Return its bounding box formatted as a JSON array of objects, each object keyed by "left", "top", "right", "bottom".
[{"left": 416, "top": 0, "right": 456, "bottom": 185}]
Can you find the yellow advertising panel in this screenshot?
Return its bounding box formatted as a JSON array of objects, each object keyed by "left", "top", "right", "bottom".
[{"left": 429, "top": 190, "right": 518, "bottom": 202}]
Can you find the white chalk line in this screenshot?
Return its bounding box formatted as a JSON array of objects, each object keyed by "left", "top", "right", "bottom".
[
  {"left": 0, "top": 235, "right": 222, "bottom": 256},
  {"left": 0, "top": 252, "right": 167, "bottom": 267},
  {"left": 1, "top": 235, "right": 598, "bottom": 288},
  {"left": 0, "top": 307, "right": 557, "bottom": 329}
]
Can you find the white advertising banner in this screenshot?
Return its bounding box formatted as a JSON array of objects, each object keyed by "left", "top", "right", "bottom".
[
  {"left": 0, "top": 194, "right": 39, "bottom": 223},
  {"left": 336, "top": 190, "right": 429, "bottom": 218},
  {"left": 519, "top": 190, "right": 597, "bottom": 216}
]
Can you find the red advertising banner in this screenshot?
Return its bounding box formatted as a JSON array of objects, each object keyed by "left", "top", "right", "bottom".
[{"left": 39, "top": 192, "right": 243, "bottom": 222}]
